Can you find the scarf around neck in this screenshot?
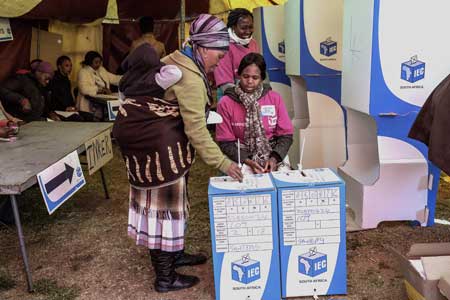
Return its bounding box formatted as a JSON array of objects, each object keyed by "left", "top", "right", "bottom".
[
  {"left": 235, "top": 83, "right": 272, "bottom": 167},
  {"left": 228, "top": 28, "right": 252, "bottom": 46}
]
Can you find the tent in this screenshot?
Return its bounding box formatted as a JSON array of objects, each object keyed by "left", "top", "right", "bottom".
[{"left": 0, "top": 0, "right": 286, "bottom": 81}]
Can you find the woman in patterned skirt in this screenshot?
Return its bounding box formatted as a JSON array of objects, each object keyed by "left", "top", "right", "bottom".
[{"left": 113, "top": 15, "right": 243, "bottom": 293}]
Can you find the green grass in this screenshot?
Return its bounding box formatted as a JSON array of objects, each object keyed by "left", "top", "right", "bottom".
[
  {"left": 34, "top": 278, "right": 79, "bottom": 300},
  {"left": 0, "top": 268, "right": 15, "bottom": 291}
]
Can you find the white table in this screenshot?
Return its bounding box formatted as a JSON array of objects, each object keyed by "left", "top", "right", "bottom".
[{"left": 0, "top": 121, "right": 113, "bottom": 291}]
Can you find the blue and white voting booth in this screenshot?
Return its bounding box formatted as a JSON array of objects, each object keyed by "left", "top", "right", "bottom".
[
  {"left": 253, "top": 4, "right": 309, "bottom": 167},
  {"left": 208, "top": 174, "right": 281, "bottom": 300},
  {"left": 340, "top": 0, "right": 447, "bottom": 228},
  {"left": 272, "top": 168, "right": 346, "bottom": 297},
  {"left": 284, "top": 0, "right": 346, "bottom": 170}
]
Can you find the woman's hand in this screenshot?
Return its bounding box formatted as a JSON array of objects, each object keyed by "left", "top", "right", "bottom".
[
  {"left": 66, "top": 106, "right": 77, "bottom": 112},
  {"left": 244, "top": 158, "right": 264, "bottom": 174},
  {"left": 226, "top": 162, "right": 243, "bottom": 182},
  {"left": 99, "top": 87, "right": 112, "bottom": 95},
  {"left": 48, "top": 112, "right": 61, "bottom": 121},
  {"left": 264, "top": 157, "right": 278, "bottom": 173},
  {"left": 0, "top": 127, "right": 14, "bottom": 138}
]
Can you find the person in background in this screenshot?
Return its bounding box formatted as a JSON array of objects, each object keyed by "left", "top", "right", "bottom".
[
  {"left": 131, "top": 16, "right": 166, "bottom": 58},
  {"left": 213, "top": 8, "right": 259, "bottom": 98},
  {"left": 216, "top": 53, "right": 293, "bottom": 174},
  {"left": 15, "top": 58, "right": 42, "bottom": 75},
  {"left": 49, "top": 56, "right": 94, "bottom": 121},
  {"left": 115, "top": 14, "right": 243, "bottom": 294},
  {"left": 76, "top": 51, "right": 121, "bottom": 119},
  {"left": 0, "top": 60, "right": 60, "bottom": 122}
]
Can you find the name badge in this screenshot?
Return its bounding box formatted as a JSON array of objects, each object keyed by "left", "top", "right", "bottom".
[{"left": 261, "top": 105, "right": 276, "bottom": 117}]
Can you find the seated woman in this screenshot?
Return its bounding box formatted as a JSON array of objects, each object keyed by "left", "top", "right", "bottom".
[
  {"left": 76, "top": 51, "right": 121, "bottom": 119},
  {"left": 216, "top": 53, "right": 294, "bottom": 174}
]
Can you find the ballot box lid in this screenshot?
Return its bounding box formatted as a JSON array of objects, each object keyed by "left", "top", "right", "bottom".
[
  {"left": 271, "top": 168, "right": 344, "bottom": 188},
  {"left": 208, "top": 173, "right": 275, "bottom": 195}
]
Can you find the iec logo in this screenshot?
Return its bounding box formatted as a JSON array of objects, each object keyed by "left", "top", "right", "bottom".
[
  {"left": 231, "top": 254, "right": 261, "bottom": 284},
  {"left": 278, "top": 40, "right": 285, "bottom": 54},
  {"left": 320, "top": 37, "right": 337, "bottom": 57},
  {"left": 298, "top": 247, "right": 327, "bottom": 277},
  {"left": 401, "top": 55, "right": 425, "bottom": 83}
]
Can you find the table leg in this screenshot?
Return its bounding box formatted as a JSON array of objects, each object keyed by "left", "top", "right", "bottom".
[
  {"left": 100, "top": 168, "right": 110, "bottom": 200},
  {"left": 10, "top": 195, "right": 33, "bottom": 292}
]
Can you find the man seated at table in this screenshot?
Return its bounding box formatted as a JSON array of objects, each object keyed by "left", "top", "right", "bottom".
[
  {"left": 49, "top": 55, "right": 94, "bottom": 122},
  {"left": 0, "top": 60, "right": 61, "bottom": 123}
]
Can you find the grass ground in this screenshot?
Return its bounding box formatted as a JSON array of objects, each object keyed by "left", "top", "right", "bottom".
[{"left": 0, "top": 145, "right": 449, "bottom": 300}]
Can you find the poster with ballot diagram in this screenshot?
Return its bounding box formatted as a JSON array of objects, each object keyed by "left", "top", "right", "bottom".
[
  {"left": 208, "top": 173, "right": 281, "bottom": 300},
  {"left": 271, "top": 169, "right": 346, "bottom": 297}
]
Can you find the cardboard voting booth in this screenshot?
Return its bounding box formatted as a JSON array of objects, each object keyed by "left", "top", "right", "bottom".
[
  {"left": 208, "top": 174, "right": 281, "bottom": 300},
  {"left": 253, "top": 4, "right": 309, "bottom": 168},
  {"left": 253, "top": 4, "right": 294, "bottom": 119},
  {"left": 271, "top": 168, "right": 346, "bottom": 297},
  {"left": 283, "top": 0, "right": 346, "bottom": 170},
  {"left": 340, "top": 0, "right": 446, "bottom": 228}
]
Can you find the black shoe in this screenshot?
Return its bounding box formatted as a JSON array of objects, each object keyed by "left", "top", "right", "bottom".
[
  {"left": 174, "top": 251, "right": 207, "bottom": 268},
  {"left": 154, "top": 272, "right": 199, "bottom": 293},
  {"left": 150, "top": 249, "right": 200, "bottom": 293}
]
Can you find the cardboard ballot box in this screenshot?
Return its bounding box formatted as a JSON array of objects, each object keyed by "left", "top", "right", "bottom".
[
  {"left": 208, "top": 174, "right": 281, "bottom": 300},
  {"left": 271, "top": 168, "right": 346, "bottom": 297},
  {"left": 391, "top": 243, "right": 450, "bottom": 300}
]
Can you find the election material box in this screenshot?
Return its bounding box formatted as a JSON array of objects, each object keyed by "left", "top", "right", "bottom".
[
  {"left": 285, "top": 0, "right": 343, "bottom": 76},
  {"left": 390, "top": 243, "right": 450, "bottom": 300},
  {"left": 271, "top": 168, "right": 346, "bottom": 297},
  {"left": 208, "top": 174, "right": 281, "bottom": 300}
]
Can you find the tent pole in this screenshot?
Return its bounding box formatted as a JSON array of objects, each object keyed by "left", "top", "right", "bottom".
[{"left": 180, "top": 0, "right": 186, "bottom": 47}]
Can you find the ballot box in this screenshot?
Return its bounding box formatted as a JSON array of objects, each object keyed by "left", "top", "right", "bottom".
[
  {"left": 271, "top": 168, "right": 346, "bottom": 298},
  {"left": 208, "top": 174, "right": 281, "bottom": 300}
]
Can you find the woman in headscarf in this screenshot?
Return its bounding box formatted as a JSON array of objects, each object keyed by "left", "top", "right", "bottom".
[
  {"left": 113, "top": 15, "right": 243, "bottom": 293},
  {"left": 214, "top": 8, "right": 260, "bottom": 98},
  {"left": 216, "top": 53, "right": 294, "bottom": 174}
]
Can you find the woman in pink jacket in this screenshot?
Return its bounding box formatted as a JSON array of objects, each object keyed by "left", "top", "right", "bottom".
[
  {"left": 214, "top": 8, "right": 259, "bottom": 97},
  {"left": 216, "top": 53, "right": 294, "bottom": 174}
]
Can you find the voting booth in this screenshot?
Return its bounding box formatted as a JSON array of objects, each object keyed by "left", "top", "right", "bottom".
[
  {"left": 284, "top": 0, "right": 346, "bottom": 170},
  {"left": 340, "top": 0, "right": 446, "bottom": 229},
  {"left": 272, "top": 168, "right": 346, "bottom": 297},
  {"left": 208, "top": 174, "right": 281, "bottom": 300},
  {"left": 253, "top": 4, "right": 309, "bottom": 167}
]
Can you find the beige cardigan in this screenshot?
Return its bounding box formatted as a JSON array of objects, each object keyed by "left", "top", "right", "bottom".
[
  {"left": 76, "top": 65, "right": 121, "bottom": 113},
  {"left": 162, "top": 51, "right": 232, "bottom": 173}
]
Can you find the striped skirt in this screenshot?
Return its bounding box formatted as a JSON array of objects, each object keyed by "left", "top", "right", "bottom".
[{"left": 127, "top": 176, "right": 188, "bottom": 252}]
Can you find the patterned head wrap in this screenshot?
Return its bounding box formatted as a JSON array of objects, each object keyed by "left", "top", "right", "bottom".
[{"left": 185, "top": 14, "right": 229, "bottom": 103}]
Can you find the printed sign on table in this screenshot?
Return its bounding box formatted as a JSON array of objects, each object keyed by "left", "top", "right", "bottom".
[
  {"left": 0, "top": 18, "right": 13, "bottom": 42},
  {"left": 107, "top": 100, "right": 121, "bottom": 121},
  {"left": 85, "top": 129, "right": 113, "bottom": 175},
  {"left": 37, "top": 151, "right": 85, "bottom": 215}
]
